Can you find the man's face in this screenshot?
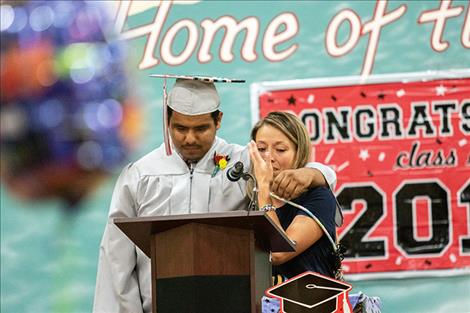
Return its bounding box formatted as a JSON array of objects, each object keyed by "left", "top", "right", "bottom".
[{"left": 169, "top": 111, "right": 222, "bottom": 162}]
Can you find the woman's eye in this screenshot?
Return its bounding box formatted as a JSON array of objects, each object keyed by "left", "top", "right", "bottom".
[
  {"left": 257, "top": 147, "right": 266, "bottom": 152},
  {"left": 276, "top": 149, "right": 286, "bottom": 153}
]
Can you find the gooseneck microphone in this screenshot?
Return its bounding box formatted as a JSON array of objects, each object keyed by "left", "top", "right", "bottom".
[
  {"left": 226, "top": 161, "right": 245, "bottom": 182},
  {"left": 226, "top": 161, "right": 258, "bottom": 210}
]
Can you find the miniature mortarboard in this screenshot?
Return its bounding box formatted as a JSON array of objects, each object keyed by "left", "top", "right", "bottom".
[
  {"left": 149, "top": 74, "right": 245, "bottom": 155},
  {"left": 266, "top": 271, "right": 352, "bottom": 313}
]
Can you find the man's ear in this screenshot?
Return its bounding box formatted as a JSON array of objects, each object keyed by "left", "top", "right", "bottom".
[{"left": 216, "top": 112, "right": 223, "bottom": 130}]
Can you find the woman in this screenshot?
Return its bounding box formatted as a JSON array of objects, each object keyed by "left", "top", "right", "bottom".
[{"left": 248, "top": 111, "right": 341, "bottom": 280}]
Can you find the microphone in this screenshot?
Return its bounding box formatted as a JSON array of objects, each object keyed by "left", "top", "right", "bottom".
[{"left": 226, "top": 161, "right": 245, "bottom": 182}]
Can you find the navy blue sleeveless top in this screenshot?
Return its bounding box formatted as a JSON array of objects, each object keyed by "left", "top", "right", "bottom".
[{"left": 273, "top": 186, "right": 337, "bottom": 279}]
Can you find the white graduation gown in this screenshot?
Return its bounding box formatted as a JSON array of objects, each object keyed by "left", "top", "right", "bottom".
[{"left": 93, "top": 137, "right": 336, "bottom": 313}]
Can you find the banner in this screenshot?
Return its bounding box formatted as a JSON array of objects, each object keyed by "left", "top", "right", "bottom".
[{"left": 251, "top": 70, "right": 470, "bottom": 278}]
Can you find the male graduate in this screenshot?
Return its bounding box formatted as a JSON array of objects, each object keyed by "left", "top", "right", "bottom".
[{"left": 93, "top": 76, "right": 338, "bottom": 313}]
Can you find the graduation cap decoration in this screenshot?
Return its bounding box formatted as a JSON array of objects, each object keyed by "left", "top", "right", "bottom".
[
  {"left": 150, "top": 74, "right": 245, "bottom": 155},
  {"left": 266, "top": 271, "right": 352, "bottom": 313}
]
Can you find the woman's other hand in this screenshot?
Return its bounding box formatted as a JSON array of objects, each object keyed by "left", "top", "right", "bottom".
[{"left": 248, "top": 140, "right": 273, "bottom": 187}]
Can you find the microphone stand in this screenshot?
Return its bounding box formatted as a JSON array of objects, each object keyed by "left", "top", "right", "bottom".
[{"left": 241, "top": 172, "right": 258, "bottom": 211}]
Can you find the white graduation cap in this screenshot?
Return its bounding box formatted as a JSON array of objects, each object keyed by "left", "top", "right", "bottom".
[{"left": 149, "top": 74, "right": 245, "bottom": 155}]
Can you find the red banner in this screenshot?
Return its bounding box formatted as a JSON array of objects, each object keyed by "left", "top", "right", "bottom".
[{"left": 251, "top": 71, "right": 470, "bottom": 278}]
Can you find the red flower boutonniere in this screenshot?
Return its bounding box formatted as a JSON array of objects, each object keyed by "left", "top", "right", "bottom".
[{"left": 212, "top": 152, "right": 230, "bottom": 177}]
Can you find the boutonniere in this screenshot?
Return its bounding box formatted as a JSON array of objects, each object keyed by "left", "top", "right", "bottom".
[{"left": 212, "top": 152, "right": 230, "bottom": 177}]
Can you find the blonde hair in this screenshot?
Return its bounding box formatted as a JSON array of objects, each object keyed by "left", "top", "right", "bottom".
[{"left": 251, "top": 111, "right": 311, "bottom": 169}]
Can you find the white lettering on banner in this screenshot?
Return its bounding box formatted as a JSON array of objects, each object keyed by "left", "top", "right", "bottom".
[
  {"left": 418, "top": 0, "right": 465, "bottom": 52},
  {"left": 199, "top": 16, "right": 260, "bottom": 63},
  {"left": 115, "top": 0, "right": 172, "bottom": 69},
  {"left": 262, "top": 12, "right": 299, "bottom": 62},
  {"left": 462, "top": 5, "right": 470, "bottom": 48},
  {"left": 160, "top": 19, "right": 199, "bottom": 66},
  {"left": 325, "top": 0, "right": 407, "bottom": 77},
  {"left": 361, "top": 0, "right": 407, "bottom": 77},
  {"left": 325, "top": 9, "right": 362, "bottom": 57},
  {"left": 114, "top": 0, "right": 470, "bottom": 75},
  {"left": 114, "top": 0, "right": 298, "bottom": 70}
]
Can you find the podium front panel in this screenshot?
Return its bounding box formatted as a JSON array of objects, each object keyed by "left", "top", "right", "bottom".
[
  {"left": 115, "top": 211, "right": 294, "bottom": 312},
  {"left": 156, "top": 275, "right": 251, "bottom": 313}
]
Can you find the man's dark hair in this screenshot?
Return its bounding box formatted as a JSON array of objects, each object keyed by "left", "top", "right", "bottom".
[{"left": 167, "top": 107, "right": 221, "bottom": 124}]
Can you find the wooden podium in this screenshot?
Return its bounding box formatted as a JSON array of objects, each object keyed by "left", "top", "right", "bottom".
[{"left": 114, "top": 210, "right": 295, "bottom": 313}]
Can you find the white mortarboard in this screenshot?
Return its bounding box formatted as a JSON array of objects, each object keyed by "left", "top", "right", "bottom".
[
  {"left": 150, "top": 74, "right": 245, "bottom": 155},
  {"left": 266, "top": 271, "right": 352, "bottom": 313}
]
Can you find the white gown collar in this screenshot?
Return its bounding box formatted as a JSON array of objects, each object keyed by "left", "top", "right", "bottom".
[{"left": 157, "top": 137, "right": 225, "bottom": 175}]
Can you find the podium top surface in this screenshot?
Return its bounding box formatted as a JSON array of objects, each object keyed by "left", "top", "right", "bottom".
[{"left": 114, "top": 210, "right": 296, "bottom": 258}]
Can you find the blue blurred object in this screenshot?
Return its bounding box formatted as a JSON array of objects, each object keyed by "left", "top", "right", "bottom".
[
  {"left": 262, "top": 296, "right": 280, "bottom": 313},
  {"left": 0, "top": 0, "right": 140, "bottom": 209},
  {"left": 349, "top": 292, "right": 382, "bottom": 313}
]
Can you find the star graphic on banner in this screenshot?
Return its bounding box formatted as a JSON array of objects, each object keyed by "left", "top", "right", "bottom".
[
  {"left": 287, "top": 95, "right": 296, "bottom": 106},
  {"left": 307, "top": 94, "right": 315, "bottom": 104},
  {"left": 396, "top": 89, "right": 406, "bottom": 97},
  {"left": 359, "top": 149, "right": 370, "bottom": 161},
  {"left": 378, "top": 152, "right": 386, "bottom": 162},
  {"left": 435, "top": 84, "right": 447, "bottom": 96}
]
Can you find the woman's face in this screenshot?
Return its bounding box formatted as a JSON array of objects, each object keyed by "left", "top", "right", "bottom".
[{"left": 255, "top": 125, "right": 297, "bottom": 177}]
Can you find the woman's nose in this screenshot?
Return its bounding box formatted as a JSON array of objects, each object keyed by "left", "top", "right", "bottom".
[{"left": 261, "top": 148, "right": 274, "bottom": 162}]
